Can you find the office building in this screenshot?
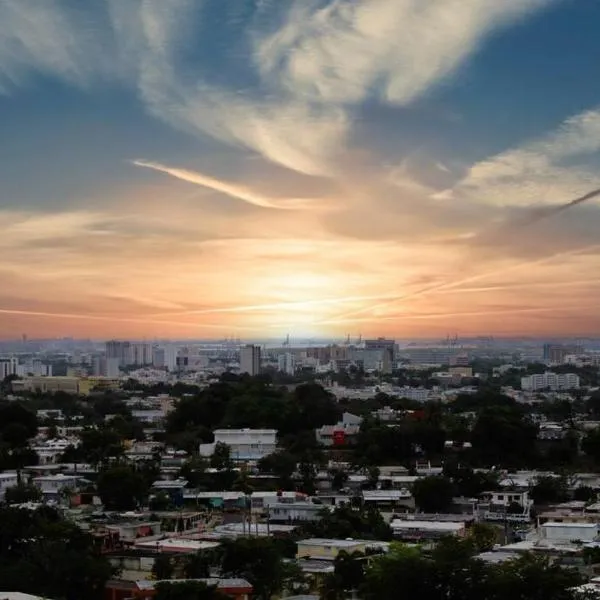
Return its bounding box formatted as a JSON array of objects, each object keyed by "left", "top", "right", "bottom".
[
  {"left": 277, "top": 352, "right": 296, "bottom": 375},
  {"left": 521, "top": 372, "right": 580, "bottom": 391},
  {"left": 240, "top": 344, "right": 261, "bottom": 376},
  {"left": 365, "top": 338, "right": 397, "bottom": 359},
  {"left": 0, "top": 357, "right": 18, "bottom": 379},
  {"left": 106, "top": 340, "right": 152, "bottom": 366}
]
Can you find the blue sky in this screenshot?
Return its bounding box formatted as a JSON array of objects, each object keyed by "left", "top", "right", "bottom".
[{"left": 1, "top": 0, "right": 600, "bottom": 339}]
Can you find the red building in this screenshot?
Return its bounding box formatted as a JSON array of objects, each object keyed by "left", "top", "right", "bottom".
[{"left": 105, "top": 578, "right": 253, "bottom": 600}]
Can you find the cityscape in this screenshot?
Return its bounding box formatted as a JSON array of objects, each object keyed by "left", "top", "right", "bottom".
[{"left": 2, "top": 1, "right": 600, "bottom": 600}]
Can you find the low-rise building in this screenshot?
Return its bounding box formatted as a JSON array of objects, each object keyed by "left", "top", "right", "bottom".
[
  {"left": 0, "top": 472, "right": 19, "bottom": 501},
  {"left": 296, "top": 538, "right": 389, "bottom": 561},
  {"left": 199, "top": 429, "right": 278, "bottom": 462},
  {"left": 390, "top": 519, "right": 466, "bottom": 541}
]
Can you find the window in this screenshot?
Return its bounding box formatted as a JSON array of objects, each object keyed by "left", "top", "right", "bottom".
[{"left": 497, "top": 495, "right": 504, "bottom": 501}]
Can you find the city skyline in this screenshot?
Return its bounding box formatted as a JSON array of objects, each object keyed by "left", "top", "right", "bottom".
[{"left": 2, "top": 1, "right": 600, "bottom": 339}]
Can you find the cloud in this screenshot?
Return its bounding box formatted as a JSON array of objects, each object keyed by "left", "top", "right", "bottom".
[
  {"left": 132, "top": 160, "right": 321, "bottom": 210},
  {"left": 443, "top": 107, "right": 600, "bottom": 207},
  {"left": 255, "top": 0, "right": 554, "bottom": 106}
]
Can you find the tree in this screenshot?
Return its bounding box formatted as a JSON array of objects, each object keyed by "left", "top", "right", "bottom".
[
  {"left": 96, "top": 465, "right": 148, "bottom": 510},
  {"left": 257, "top": 450, "right": 296, "bottom": 489},
  {"left": 220, "top": 537, "right": 294, "bottom": 600},
  {"left": 78, "top": 427, "right": 124, "bottom": 467},
  {"left": 182, "top": 552, "right": 212, "bottom": 579},
  {"left": 412, "top": 476, "right": 455, "bottom": 513},
  {"left": 530, "top": 476, "right": 568, "bottom": 506},
  {"left": 582, "top": 428, "right": 600, "bottom": 463},
  {"left": 4, "top": 483, "right": 42, "bottom": 505},
  {"left": 0, "top": 506, "right": 114, "bottom": 600},
  {"left": 471, "top": 406, "right": 538, "bottom": 468},
  {"left": 154, "top": 581, "right": 227, "bottom": 600},
  {"left": 210, "top": 442, "right": 233, "bottom": 470},
  {"left": 302, "top": 505, "right": 392, "bottom": 541},
  {"left": 152, "top": 554, "right": 174, "bottom": 581},
  {"left": 468, "top": 522, "right": 498, "bottom": 552},
  {"left": 574, "top": 486, "right": 596, "bottom": 502}
]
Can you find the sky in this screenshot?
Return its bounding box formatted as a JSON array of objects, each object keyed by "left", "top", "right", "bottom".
[{"left": 2, "top": 0, "right": 600, "bottom": 340}]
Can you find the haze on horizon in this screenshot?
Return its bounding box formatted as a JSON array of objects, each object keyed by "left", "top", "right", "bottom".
[{"left": 2, "top": 0, "right": 600, "bottom": 340}]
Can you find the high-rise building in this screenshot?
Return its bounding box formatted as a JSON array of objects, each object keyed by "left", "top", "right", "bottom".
[
  {"left": 277, "top": 352, "right": 296, "bottom": 375},
  {"left": 105, "top": 340, "right": 152, "bottom": 366},
  {"left": 365, "top": 338, "right": 397, "bottom": 359},
  {"left": 0, "top": 357, "right": 18, "bottom": 379},
  {"left": 240, "top": 345, "right": 261, "bottom": 376}
]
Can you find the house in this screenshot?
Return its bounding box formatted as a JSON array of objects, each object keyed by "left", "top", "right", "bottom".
[
  {"left": 105, "top": 578, "right": 253, "bottom": 600},
  {"left": 199, "top": 429, "right": 277, "bottom": 462},
  {"left": 390, "top": 519, "right": 466, "bottom": 541},
  {"left": 0, "top": 472, "right": 19, "bottom": 501},
  {"left": 296, "top": 538, "right": 389, "bottom": 561},
  {"left": 480, "top": 490, "right": 532, "bottom": 522},
  {"left": 267, "top": 500, "right": 326, "bottom": 523},
  {"left": 32, "top": 473, "right": 80, "bottom": 498},
  {"left": 362, "top": 489, "right": 414, "bottom": 510},
  {"left": 0, "top": 594, "right": 52, "bottom": 600},
  {"left": 315, "top": 413, "right": 362, "bottom": 447}
]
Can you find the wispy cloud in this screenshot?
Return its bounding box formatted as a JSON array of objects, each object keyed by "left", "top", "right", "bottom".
[
  {"left": 132, "top": 160, "right": 321, "bottom": 210},
  {"left": 255, "top": 0, "right": 554, "bottom": 106},
  {"left": 443, "top": 107, "right": 600, "bottom": 207}
]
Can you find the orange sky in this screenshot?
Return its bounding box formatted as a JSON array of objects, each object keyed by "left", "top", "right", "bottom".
[
  {"left": 2, "top": 165, "right": 600, "bottom": 340},
  {"left": 2, "top": 1, "right": 600, "bottom": 340}
]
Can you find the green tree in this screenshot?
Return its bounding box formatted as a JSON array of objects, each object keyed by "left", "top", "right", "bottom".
[
  {"left": 471, "top": 406, "right": 538, "bottom": 468},
  {"left": 0, "top": 506, "right": 114, "bottom": 600},
  {"left": 257, "top": 450, "right": 296, "bottom": 489},
  {"left": 152, "top": 554, "right": 175, "bottom": 581},
  {"left": 154, "top": 581, "right": 227, "bottom": 600},
  {"left": 582, "top": 428, "right": 600, "bottom": 463},
  {"left": 302, "top": 505, "right": 392, "bottom": 541},
  {"left": 574, "top": 486, "right": 596, "bottom": 502},
  {"left": 220, "top": 537, "right": 293, "bottom": 600},
  {"left": 4, "top": 483, "right": 42, "bottom": 505},
  {"left": 530, "top": 476, "right": 568, "bottom": 506},
  {"left": 412, "top": 476, "right": 455, "bottom": 512},
  {"left": 96, "top": 465, "right": 148, "bottom": 510},
  {"left": 210, "top": 442, "right": 233, "bottom": 470},
  {"left": 78, "top": 427, "right": 124, "bottom": 467},
  {"left": 468, "top": 522, "right": 498, "bottom": 552}
]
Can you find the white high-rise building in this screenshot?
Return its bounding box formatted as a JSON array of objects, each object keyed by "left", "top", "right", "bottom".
[
  {"left": 277, "top": 352, "right": 296, "bottom": 375},
  {"left": 521, "top": 372, "right": 580, "bottom": 391},
  {"left": 0, "top": 357, "right": 18, "bottom": 379},
  {"left": 240, "top": 345, "right": 261, "bottom": 376}
]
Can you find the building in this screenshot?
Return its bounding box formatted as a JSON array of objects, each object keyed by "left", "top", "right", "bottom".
[
  {"left": 0, "top": 357, "right": 18, "bottom": 379},
  {"left": 390, "top": 519, "right": 466, "bottom": 541},
  {"left": 277, "top": 352, "right": 296, "bottom": 375},
  {"left": 364, "top": 338, "right": 397, "bottom": 358},
  {"left": 240, "top": 345, "right": 261, "bottom": 376},
  {"left": 199, "top": 429, "right": 278, "bottom": 462},
  {"left": 543, "top": 343, "right": 584, "bottom": 364},
  {"left": 93, "top": 356, "right": 120, "bottom": 378},
  {"left": 296, "top": 538, "right": 389, "bottom": 561},
  {"left": 105, "top": 578, "right": 253, "bottom": 600},
  {"left": 106, "top": 341, "right": 152, "bottom": 367},
  {"left": 33, "top": 473, "right": 79, "bottom": 495},
  {"left": 0, "top": 472, "right": 19, "bottom": 501},
  {"left": 315, "top": 412, "right": 362, "bottom": 447},
  {"left": 521, "top": 372, "right": 580, "bottom": 391}
]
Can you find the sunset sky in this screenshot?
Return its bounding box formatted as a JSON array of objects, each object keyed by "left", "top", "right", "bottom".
[{"left": 2, "top": 0, "right": 600, "bottom": 340}]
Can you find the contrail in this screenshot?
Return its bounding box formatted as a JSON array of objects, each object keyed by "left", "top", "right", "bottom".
[
  {"left": 133, "top": 159, "right": 314, "bottom": 210},
  {"left": 325, "top": 243, "right": 600, "bottom": 324},
  {"left": 0, "top": 308, "right": 263, "bottom": 331},
  {"left": 517, "top": 187, "right": 600, "bottom": 227},
  {"left": 146, "top": 293, "right": 402, "bottom": 318},
  {"left": 324, "top": 186, "right": 600, "bottom": 324}
]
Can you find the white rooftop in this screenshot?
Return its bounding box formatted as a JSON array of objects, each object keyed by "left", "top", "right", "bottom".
[
  {"left": 134, "top": 538, "right": 220, "bottom": 552},
  {"left": 391, "top": 520, "right": 465, "bottom": 531}
]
